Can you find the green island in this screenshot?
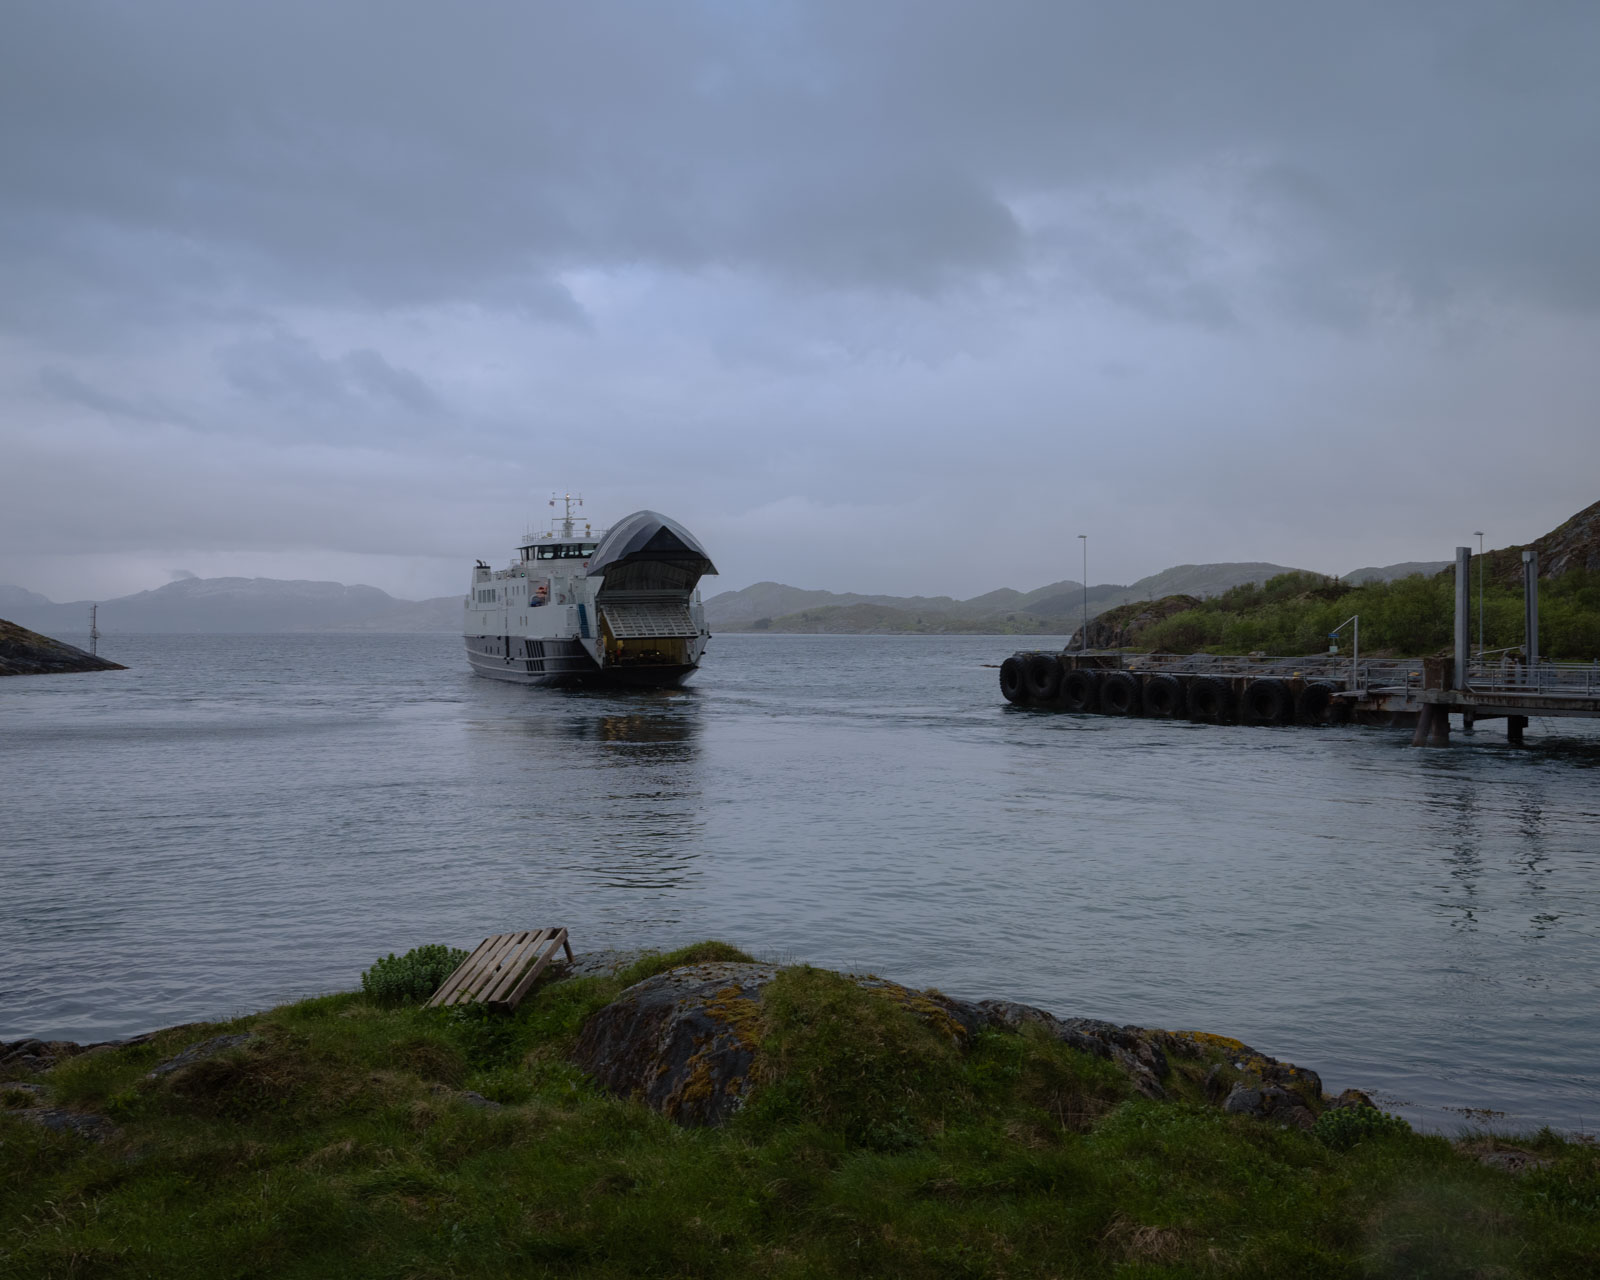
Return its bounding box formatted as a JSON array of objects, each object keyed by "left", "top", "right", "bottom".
[{"left": 4, "top": 942, "right": 1597, "bottom": 1278}]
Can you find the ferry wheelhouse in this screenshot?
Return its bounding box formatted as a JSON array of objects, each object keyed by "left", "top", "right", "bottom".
[{"left": 463, "top": 496, "right": 716, "bottom": 686}]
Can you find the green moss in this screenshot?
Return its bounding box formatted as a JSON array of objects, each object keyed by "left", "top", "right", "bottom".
[{"left": 611, "top": 940, "right": 754, "bottom": 988}]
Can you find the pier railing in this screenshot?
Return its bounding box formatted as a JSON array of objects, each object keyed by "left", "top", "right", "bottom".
[
  {"left": 1086, "top": 651, "right": 1600, "bottom": 701},
  {"left": 1113, "top": 652, "right": 1422, "bottom": 693},
  {"left": 1465, "top": 659, "right": 1600, "bottom": 698}
]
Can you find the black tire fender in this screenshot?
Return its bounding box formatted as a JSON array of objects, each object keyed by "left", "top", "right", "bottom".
[
  {"left": 1241, "top": 678, "right": 1293, "bottom": 725},
  {"left": 1296, "top": 681, "right": 1337, "bottom": 724},
  {"left": 1060, "top": 668, "right": 1099, "bottom": 713},
  {"left": 1024, "top": 654, "right": 1063, "bottom": 701},
  {"left": 1100, "top": 671, "right": 1140, "bottom": 715},
  {"left": 1185, "top": 676, "right": 1235, "bottom": 723},
  {"left": 1142, "top": 674, "right": 1183, "bottom": 718},
  {"left": 999, "top": 656, "right": 1028, "bottom": 705}
]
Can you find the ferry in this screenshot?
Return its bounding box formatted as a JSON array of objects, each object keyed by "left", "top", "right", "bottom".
[{"left": 463, "top": 495, "right": 716, "bottom": 686}]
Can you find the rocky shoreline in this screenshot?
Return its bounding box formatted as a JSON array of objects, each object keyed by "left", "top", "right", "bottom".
[
  {"left": 0, "top": 617, "right": 125, "bottom": 676},
  {"left": 0, "top": 950, "right": 1385, "bottom": 1141},
  {"left": 568, "top": 958, "right": 1375, "bottom": 1132},
  {"left": 5, "top": 943, "right": 1588, "bottom": 1275}
]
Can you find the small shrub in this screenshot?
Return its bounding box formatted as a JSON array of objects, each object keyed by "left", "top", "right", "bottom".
[
  {"left": 1313, "top": 1104, "right": 1412, "bottom": 1151},
  {"left": 361, "top": 944, "right": 467, "bottom": 1007}
]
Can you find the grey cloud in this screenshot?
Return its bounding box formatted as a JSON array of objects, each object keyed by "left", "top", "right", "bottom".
[
  {"left": 3, "top": 2, "right": 1600, "bottom": 602},
  {"left": 4, "top": 2, "right": 1597, "bottom": 332},
  {"left": 215, "top": 330, "right": 437, "bottom": 417},
  {"left": 38, "top": 365, "right": 186, "bottom": 425}
]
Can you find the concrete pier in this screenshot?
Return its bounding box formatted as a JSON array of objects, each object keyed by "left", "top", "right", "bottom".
[
  {"left": 998, "top": 649, "right": 1600, "bottom": 741},
  {"left": 998, "top": 540, "right": 1599, "bottom": 744}
]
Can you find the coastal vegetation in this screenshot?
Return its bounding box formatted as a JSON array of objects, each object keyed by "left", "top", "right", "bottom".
[
  {"left": 5, "top": 942, "right": 1598, "bottom": 1277},
  {"left": 1101, "top": 568, "right": 1600, "bottom": 659}
]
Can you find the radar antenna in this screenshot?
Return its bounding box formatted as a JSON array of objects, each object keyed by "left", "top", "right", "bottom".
[{"left": 549, "top": 491, "right": 583, "bottom": 538}]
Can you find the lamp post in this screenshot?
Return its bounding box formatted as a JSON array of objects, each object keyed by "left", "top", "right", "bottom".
[
  {"left": 1078, "top": 534, "right": 1088, "bottom": 652},
  {"left": 1474, "top": 530, "right": 1484, "bottom": 656},
  {"left": 1329, "top": 614, "right": 1360, "bottom": 691}
]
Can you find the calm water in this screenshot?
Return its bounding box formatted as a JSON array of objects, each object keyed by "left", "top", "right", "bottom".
[{"left": 3, "top": 632, "right": 1597, "bottom": 1134}]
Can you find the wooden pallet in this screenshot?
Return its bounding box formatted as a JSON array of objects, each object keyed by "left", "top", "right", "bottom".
[{"left": 426, "top": 928, "right": 573, "bottom": 1012}]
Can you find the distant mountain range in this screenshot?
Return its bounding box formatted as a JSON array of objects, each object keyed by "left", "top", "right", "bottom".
[
  {"left": 0, "top": 559, "right": 1453, "bottom": 639},
  {"left": 701, "top": 560, "right": 1452, "bottom": 635},
  {"left": 0, "top": 578, "right": 460, "bottom": 636}
]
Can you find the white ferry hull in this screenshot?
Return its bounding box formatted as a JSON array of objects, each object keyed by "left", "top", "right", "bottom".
[
  {"left": 463, "top": 633, "right": 703, "bottom": 688},
  {"left": 462, "top": 508, "right": 715, "bottom": 689}
]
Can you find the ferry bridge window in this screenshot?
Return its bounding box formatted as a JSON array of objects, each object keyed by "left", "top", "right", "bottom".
[{"left": 534, "top": 543, "right": 600, "bottom": 560}]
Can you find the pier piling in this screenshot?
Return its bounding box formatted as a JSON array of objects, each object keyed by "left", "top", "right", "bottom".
[{"left": 1411, "top": 704, "right": 1432, "bottom": 747}]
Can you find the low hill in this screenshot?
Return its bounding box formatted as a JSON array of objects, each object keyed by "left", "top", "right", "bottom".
[
  {"left": 711, "top": 564, "right": 1308, "bottom": 634},
  {"left": 1343, "top": 561, "right": 1452, "bottom": 584},
  {"left": 746, "top": 603, "right": 1072, "bottom": 635},
  {"left": 703, "top": 581, "right": 993, "bottom": 629}
]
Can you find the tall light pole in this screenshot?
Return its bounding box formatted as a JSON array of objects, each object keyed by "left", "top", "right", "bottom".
[
  {"left": 1078, "top": 534, "right": 1088, "bottom": 652},
  {"left": 1474, "top": 530, "right": 1484, "bottom": 655}
]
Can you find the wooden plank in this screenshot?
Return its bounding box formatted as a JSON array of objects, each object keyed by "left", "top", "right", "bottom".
[
  {"left": 458, "top": 932, "right": 528, "bottom": 1005},
  {"left": 426, "top": 934, "right": 499, "bottom": 1008},
  {"left": 426, "top": 926, "right": 573, "bottom": 1012},
  {"left": 498, "top": 928, "right": 559, "bottom": 1001},
  {"left": 492, "top": 930, "right": 564, "bottom": 1011},
  {"left": 440, "top": 931, "right": 519, "bottom": 1008},
  {"left": 495, "top": 928, "right": 569, "bottom": 1011},
  {"left": 481, "top": 929, "right": 553, "bottom": 1005}
]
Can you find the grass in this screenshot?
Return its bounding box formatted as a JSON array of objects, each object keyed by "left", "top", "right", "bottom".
[{"left": 3, "top": 942, "right": 1598, "bottom": 1278}]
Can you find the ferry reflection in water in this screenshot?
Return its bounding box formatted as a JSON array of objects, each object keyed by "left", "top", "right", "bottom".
[{"left": 467, "top": 691, "right": 708, "bottom": 895}]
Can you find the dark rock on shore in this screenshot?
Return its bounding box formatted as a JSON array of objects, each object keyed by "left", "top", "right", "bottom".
[
  {"left": 2, "top": 1080, "right": 118, "bottom": 1142},
  {"left": 2, "top": 1031, "right": 160, "bottom": 1073},
  {"left": 571, "top": 963, "right": 1332, "bottom": 1130},
  {"left": 0, "top": 617, "right": 126, "bottom": 676},
  {"left": 573, "top": 962, "right": 779, "bottom": 1126},
  {"left": 147, "top": 1033, "right": 257, "bottom": 1079}
]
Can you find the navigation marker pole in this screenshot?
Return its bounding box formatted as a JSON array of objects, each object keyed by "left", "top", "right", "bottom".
[
  {"left": 1078, "top": 534, "right": 1088, "bottom": 652},
  {"left": 89, "top": 604, "right": 99, "bottom": 657}
]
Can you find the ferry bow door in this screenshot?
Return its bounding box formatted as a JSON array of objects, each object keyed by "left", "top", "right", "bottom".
[{"left": 598, "top": 602, "right": 693, "bottom": 669}]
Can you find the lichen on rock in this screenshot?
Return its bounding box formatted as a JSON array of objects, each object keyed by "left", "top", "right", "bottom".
[
  {"left": 571, "top": 962, "right": 779, "bottom": 1126},
  {"left": 569, "top": 962, "right": 1341, "bottom": 1130}
]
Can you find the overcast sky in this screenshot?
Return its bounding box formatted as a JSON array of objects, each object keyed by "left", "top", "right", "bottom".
[{"left": 3, "top": 1, "right": 1597, "bottom": 602}]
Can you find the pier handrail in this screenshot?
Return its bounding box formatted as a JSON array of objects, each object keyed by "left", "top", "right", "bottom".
[
  {"left": 1102, "top": 652, "right": 1425, "bottom": 693},
  {"left": 1465, "top": 656, "right": 1600, "bottom": 698}
]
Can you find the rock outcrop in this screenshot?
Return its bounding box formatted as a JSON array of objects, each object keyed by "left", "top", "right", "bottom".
[
  {"left": 573, "top": 962, "right": 779, "bottom": 1125},
  {"left": 0, "top": 618, "right": 125, "bottom": 676},
  {"left": 571, "top": 962, "right": 1334, "bottom": 1130}
]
